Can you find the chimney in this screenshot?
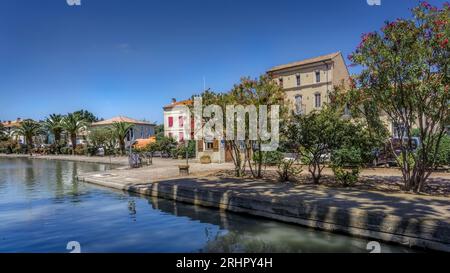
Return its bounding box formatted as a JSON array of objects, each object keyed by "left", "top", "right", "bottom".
[{"left": 171, "top": 98, "right": 177, "bottom": 103}]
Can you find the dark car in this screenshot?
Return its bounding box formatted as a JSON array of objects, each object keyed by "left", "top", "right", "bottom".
[{"left": 374, "top": 137, "right": 421, "bottom": 167}]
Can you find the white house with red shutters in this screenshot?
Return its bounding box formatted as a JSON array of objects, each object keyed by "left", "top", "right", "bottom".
[{"left": 163, "top": 98, "right": 193, "bottom": 142}]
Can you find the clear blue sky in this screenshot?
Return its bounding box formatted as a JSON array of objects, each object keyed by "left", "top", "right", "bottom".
[{"left": 0, "top": 0, "right": 446, "bottom": 124}]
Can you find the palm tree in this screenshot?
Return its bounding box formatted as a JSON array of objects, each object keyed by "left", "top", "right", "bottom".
[
  {"left": 43, "top": 114, "right": 64, "bottom": 145},
  {"left": 61, "top": 113, "right": 88, "bottom": 155},
  {"left": 110, "top": 122, "right": 134, "bottom": 155},
  {"left": 13, "top": 119, "right": 42, "bottom": 152}
]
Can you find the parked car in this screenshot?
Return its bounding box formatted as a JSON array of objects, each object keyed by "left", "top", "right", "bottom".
[{"left": 375, "top": 137, "right": 421, "bottom": 166}]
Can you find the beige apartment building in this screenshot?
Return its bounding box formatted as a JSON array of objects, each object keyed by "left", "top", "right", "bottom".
[{"left": 267, "top": 52, "right": 350, "bottom": 115}]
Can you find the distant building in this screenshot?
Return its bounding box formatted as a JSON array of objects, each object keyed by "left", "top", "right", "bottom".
[
  {"left": 91, "top": 116, "right": 155, "bottom": 149},
  {"left": 1, "top": 118, "right": 25, "bottom": 144},
  {"left": 163, "top": 98, "right": 193, "bottom": 142},
  {"left": 267, "top": 51, "right": 350, "bottom": 115}
]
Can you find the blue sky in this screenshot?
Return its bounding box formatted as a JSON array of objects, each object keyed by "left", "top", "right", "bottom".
[{"left": 0, "top": 0, "right": 446, "bottom": 124}]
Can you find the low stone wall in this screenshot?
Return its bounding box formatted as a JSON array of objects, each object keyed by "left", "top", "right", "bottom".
[{"left": 77, "top": 175, "right": 450, "bottom": 252}]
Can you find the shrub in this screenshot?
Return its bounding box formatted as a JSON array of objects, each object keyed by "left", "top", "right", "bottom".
[
  {"left": 60, "top": 146, "right": 72, "bottom": 155},
  {"left": 200, "top": 155, "right": 211, "bottom": 164},
  {"left": 276, "top": 159, "right": 301, "bottom": 182},
  {"left": 176, "top": 141, "right": 196, "bottom": 159},
  {"left": 332, "top": 167, "right": 360, "bottom": 187},
  {"left": 331, "top": 147, "right": 363, "bottom": 187},
  {"left": 433, "top": 134, "right": 450, "bottom": 167},
  {"left": 253, "top": 151, "right": 284, "bottom": 166},
  {"left": 74, "top": 145, "right": 87, "bottom": 156}
]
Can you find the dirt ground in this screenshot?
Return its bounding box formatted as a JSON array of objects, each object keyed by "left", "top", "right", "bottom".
[{"left": 213, "top": 166, "right": 450, "bottom": 197}]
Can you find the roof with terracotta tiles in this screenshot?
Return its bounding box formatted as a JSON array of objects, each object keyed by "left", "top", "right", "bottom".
[
  {"left": 163, "top": 99, "right": 193, "bottom": 110},
  {"left": 1, "top": 119, "right": 23, "bottom": 128},
  {"left": 267, "top": 52, "right": 341, "bottom": 72}
]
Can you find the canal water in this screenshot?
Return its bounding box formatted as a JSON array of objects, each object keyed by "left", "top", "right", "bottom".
[{"left": 0, "top": 157, "right": 416, "bottom": 253}]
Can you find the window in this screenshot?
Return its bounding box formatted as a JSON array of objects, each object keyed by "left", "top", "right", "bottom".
[
  {"left": 179, "top": 132, "right": 184, "bottom": 141},
  {"left": 168, "top": 132, "right": 173, "bottom": 138},
  {"left": 314, "top": 93, "right": 321, "bottom": 108},
  {"left": 294, "top": 95, "right": 303, "bottom": 115},
  {"left": 315, "top": 71, "right": 321, "bottom": 83},
  {"left": 279, "top": 77, "right": 283, "bottom": 88},
  {"left": 127, "top": 128, "right": 134, "bottom": 141},
  {"left": 178, "top": 116, "right": 184, "bottom": 127},
  {"left": 296, "top": 74, "right": 301, "bottom": 86},
  {"left": 168, "top": 116, "right": 173, "bottom": 127},
  {"left": 206, "top": 141, "right": 214, "bottom": 150}
]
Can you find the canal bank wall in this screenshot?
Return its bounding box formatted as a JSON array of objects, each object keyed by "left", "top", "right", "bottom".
[{"left": 76, "top": 173, "right": 450, "bottom": 252}]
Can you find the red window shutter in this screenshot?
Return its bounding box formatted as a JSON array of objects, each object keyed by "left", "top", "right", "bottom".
[{"left": 168, "top": 116, "right": 173, "bottom": 127}]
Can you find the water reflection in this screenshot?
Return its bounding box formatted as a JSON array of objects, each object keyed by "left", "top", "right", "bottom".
[{"left": 0, "top": 158, "right": 417, "bottom": 253}]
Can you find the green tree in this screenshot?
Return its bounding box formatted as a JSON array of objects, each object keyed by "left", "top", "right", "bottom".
[
  {"left": 74, "top": 109, "right": 99, "bottom": 123},
  {"left": 348, "top": 2, "right": 450, "bottom": 192},
  {"left": 197, "top": 76, "right": 286, "bottom": 177},
  {"left": 110, "top": 122, "right": 134, "bottom": 155},
  {"left": 61, "top": 113, "right": 88, "bottom": 155},
  {"left": 88, "top": 127, "right": 111, "bottom": 152},
  {"left": 13, "top": 119, "right": 42, "bottom": 152},
  {"left": 285, "top": 108, "right": 346, "bottom": 184},
  {"left": 157, "top": 136, "right": 177, "bottom": 157},
  {"left": 229, "top": 76, "right": 287, "bottom": 178},
  {"left": 154, "top": 124, "right": 165, "bottom": 140},
  {"left": 43, "top": 114, "right": 64, "bottom": 145}
]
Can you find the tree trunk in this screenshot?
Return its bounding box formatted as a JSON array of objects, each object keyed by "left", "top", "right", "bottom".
[
  {"left": 27, "top": 136, "right": 33, "bottom": 154},
  {"left": 309, "top": 162, "right": 321, "bottom": 184},
  {"left": 119, "top": 140, "right": 126, "bottom": 155},
  {"left": 71, "top": 133, "right": 77, "bottom": 155}
]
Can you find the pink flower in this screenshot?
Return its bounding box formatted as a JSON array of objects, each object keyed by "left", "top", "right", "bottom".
[{"left": 421, "top": 1, "right": 432, "bottom": 9}]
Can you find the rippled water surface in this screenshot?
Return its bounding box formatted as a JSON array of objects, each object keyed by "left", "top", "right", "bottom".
[{"left": 0, "top": 157, "right": 416, "bottom": 253}]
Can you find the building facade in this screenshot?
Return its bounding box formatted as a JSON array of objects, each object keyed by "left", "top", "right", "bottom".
[
  {"left": 1, "top": 118, "right": 25, "bottom": 144},
  {"left": 163, "top": 99, "right": 193, "bottom": 142},
  {"left": 267, "top": 52, "right": 350, "bottom": 115},
  {"left": 91, "top": 116, "right": 155, "bottom": 149}
]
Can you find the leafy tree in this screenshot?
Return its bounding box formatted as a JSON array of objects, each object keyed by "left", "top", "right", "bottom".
[
  {"left": 157, "top": 136, "right": 177, "bottom": 157},
  {"left": 61, "top": 113, "right": 88, "bottom": 155},
  {"left": 176, "top": 140, "right": 196, "bottom": 159},
  {"left": 154, "top": 124, "right": 165, "bottom": 140},
  {"left": 43, "top": 114, "right": 64, "bottom": 145},
  {"left": 331, "top": 147, "right": 364, "bottom": 187},
  {"left": 110, "top": 122, "right": 134, "bottom": 155},
  {"left": 13, "top": 119, "right": 42, "bottom": 152},
  {"left": 348, "top": 2, "right": 450, "bottom": 192},
  {"left": 229, "top": 76, "right": 286, "bottom": 178},
  {"left": 285, "top": 108, "right": 346, "bottom": 184},
  {"left": 197, "top": 75, "right": 286, "bottom": 177},
  {"left": 74, "top": 110, "right": 99, "bottom": 123},
  {"left": 88, "top": 127, "right": 111, "bottom": 153}
]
